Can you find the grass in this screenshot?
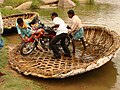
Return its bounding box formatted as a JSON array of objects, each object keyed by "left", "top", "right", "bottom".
[
  {"left": 0, "top": 73, "right": 44, "bottom": 90},
  {"left": 0, "top": 38, "right": 44, "bottom": 90},
  {"left": 0, "top": 37, "right": 8, "bottom": 68},
  {"left": 0, "top": 0, "right": 42, "bottom": 16},
  {"left": 2, "top": 0, "right": 30, "bottom": 8},
  {"left": 1, "top": 0, "right": 42, "bottom": 9},
  {"left": 0, "top": 8, "right": 22, "bottom": 16},
  {"left": 31, "top": 0, "right": 42, "bottom": 9}
]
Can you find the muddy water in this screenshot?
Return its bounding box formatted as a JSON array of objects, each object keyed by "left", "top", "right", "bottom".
[{"left": 5, "top": 0, "right": 120, "bottom": 90}]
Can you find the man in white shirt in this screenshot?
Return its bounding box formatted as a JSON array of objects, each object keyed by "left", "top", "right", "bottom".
[
  {"left": 0, "top": 12, "right": 3, "bottom": 34},
  {"left": 0, "top": 12, "right": 4, "bottom": 49},
  {"left": 67, "top": 10, "right": 86, "bottom": 53},
  {"left": 50, "top": 12, "right": 71, "bottom": 59}
]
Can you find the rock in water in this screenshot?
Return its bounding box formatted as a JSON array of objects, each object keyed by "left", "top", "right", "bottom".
[
  {"left": 14, "top": 1, "right": 32, "bottom": 10},
  {"left": 58, "top": 0, "right": 76, "bottom": 8},
  {"left": 4, "top": 6, "right": 13, "bottom": 10},
  {"left": 41, "top": 0, "right": 58, "bottom": 4},
  {"left": 40, "top": 4, "right": 57, "bottom": 9}
]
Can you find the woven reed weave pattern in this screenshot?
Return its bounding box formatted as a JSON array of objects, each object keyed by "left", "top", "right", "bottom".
[
  {"left": 2, "top": 12, "right": 38, "bottom": 28},
  {"left": 9, "top": 26, "right": 120, "bottom": 78}
]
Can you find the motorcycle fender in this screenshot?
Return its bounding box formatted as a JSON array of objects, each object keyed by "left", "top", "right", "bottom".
[{"left": 27, "top": 37, "right": 34, "bottom": 42}]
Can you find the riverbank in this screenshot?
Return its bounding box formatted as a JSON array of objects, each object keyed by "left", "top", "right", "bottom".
[{"left": 0, "top": 38, "right": 44, "bottom": 90}]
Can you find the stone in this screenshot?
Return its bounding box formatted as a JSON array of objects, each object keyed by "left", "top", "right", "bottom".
[
  {"left": 58, "top": 0, "right": 76, "bottom": 8},
  {"left": 51, "top": 4, "right": 57, "bottom": 7},
  {"left": 4, "top": 6, "right": 13, "bottom": 10},
  {"left": 0, "top": 78, "right": 4, "bottom": 83},
  {"left": 40, "top": 4, "right": 57, "bottom": 9},
  {"left": 41, "top": 0, "right": 58, "bottom": 4},
  {"left": 14, "top": 1, "right": 32, "bottom": 10},
  {"left": 0, "top": 0, "right": 4, "bottom": 4}
]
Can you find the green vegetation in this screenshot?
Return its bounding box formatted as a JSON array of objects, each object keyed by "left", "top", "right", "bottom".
[
  {"left": 0, "top": 0, "right": 29, "bottom": 16},
  {"left": 31, "top": 0, "right": 42, "bottom": 9},
  {"left": 1, "top": 0, "right": 42, "bottom": 9},
  {"left": 0, "top": 0, "right": 95, "bottom": 17},
  {"left": 85, "top": 0, "right": 95, "bottom": 4},
  {"left": 72, "top": 0, "right": 80, "bottom": 5},
  {"left": 32, "top": 8, "right": 69, "bottom": 19},
  {"left": 0, "top": 38, "right": 8, "bottom": 68},
  {"left": 0, "top": 0, "right": 42, "bottom": 16},
  {"left": 1, "top": 73, "right": 44, "bottom": 90},
  {"left": 2, "top": 0, "right": 30, "bottom": 8},
  {"left": 1, "top": 72, "right": 44, "bottom": 90},
  {"left": 0, "top": 38, "right": 44, "bottom": 90},
  {"left": 0, "top": 8, "right": 22, "bottom": 16}
]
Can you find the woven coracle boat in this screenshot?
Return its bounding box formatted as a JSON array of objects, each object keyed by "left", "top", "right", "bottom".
[
  {"left": 2, "top": 12, "right": 39, "bottom": 28},
  {"left": 8, "top": 25, "right": 120, "bottom": 78}
]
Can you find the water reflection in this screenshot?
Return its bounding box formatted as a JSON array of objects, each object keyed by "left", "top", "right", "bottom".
[
  {"left": 25, "top": 61, "right": 117, "bottom": 90},
  {"left": 3, "top": 28, "right": 21, "bottom": 44}
]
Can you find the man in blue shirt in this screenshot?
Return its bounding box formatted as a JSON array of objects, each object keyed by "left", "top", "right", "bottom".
[
  {"left": 16, "top": 18, "right": 32, "bottom": 41},
  {"left": 16, "top": 18, "right": 40, "bottom": 50}
]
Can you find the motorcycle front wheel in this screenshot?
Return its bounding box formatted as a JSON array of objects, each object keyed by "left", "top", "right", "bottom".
[{"left": 20, "top": 41, "right": 36, "bottom": 55}]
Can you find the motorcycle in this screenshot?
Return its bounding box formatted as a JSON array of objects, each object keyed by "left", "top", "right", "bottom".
[{"left": 20, "top": 22, "right": 70, "bottom": 55}]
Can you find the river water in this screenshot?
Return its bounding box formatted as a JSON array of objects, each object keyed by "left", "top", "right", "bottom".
[{"left": 5, "top": 0, "right": 120, "bottom": 90}]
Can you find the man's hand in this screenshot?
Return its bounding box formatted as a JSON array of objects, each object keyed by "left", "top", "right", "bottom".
[
  {"left": 27, "top": 27, "right": 32, "bottom": 30},
  {"left": 22, "top": 38, "right": 26, "bottom": 42},
  {"left": 68, "top": 29, "right": 72, "bottom": 34},
  {"left": 19, "top": 34, "right": 27, "bottom": 42},
  {"left": 66, "top": 25, "right": 71, "bottom": 29}
]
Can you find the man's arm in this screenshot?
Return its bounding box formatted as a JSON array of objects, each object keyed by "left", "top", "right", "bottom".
[
  {"left": 16, "top": 21, "right": 22, "bottom": 34},
  {"left": 51, "top": 24, "right": 59, "bottom": 29},
  {"left": 70, "top": 21, "right": 78, "bottom": 32},
  {"left": 16, "top": 24, "right": 25, "bottom": 41},
  {"left": 18, "top": 34, "right": 26, "bottom": 41}
]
